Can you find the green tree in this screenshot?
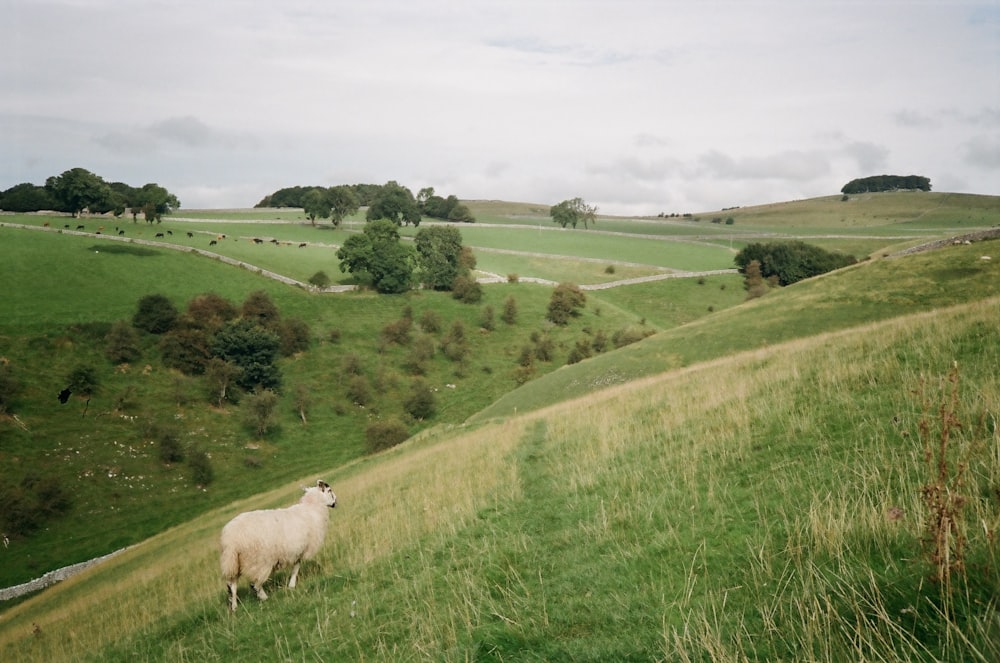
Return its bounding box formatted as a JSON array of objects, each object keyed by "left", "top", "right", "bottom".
[
  {"left": 734, "top": 241, "right": 856, "bottom": 286},
  {"left": 134, "top": 183, "right": 180, "bottom": 222},
  {"left": 336, "top": 219, "right": 414, "bottom": 293},
  {"left": 241, "top": 290, "right": 281, "bottom": 330},
  {"left": 0, "top": 183, "right": 56, "bottom": 212},
  {"left": 550, "top": 197, "right": 597, "bottom": 229},
  {"left": 302, "top": 187, "right": 331, "bottom": 224},
  {"left": 212, "top": 319, "right": 282, "bottom": 391},
  {"left": 502, "top": 296, "right": 518, "bottom": 325},
  {"left": 327, "top": 185, "right": 359, "bottom": 227},
  {"left": 45, "top": 167, "right": 112, "bottom": 217},
  {"left": 547, "top": 282, "right": 587, "bottom": 325},
  {"left": 415, "top": 225, "right": 464, "bottom": 290},
  {"left": 403, "top": 378, "right": 436, "bottom": 420},
  {"left": 133, "top": 294, "right": 178, "bottom": 334},
  {"left": 366, "top": 181, "right": 421, "bottom": 226}
]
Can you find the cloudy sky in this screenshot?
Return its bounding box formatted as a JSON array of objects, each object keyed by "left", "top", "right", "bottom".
[{"left": 3, "top": 0, "right": 998, "bottom": 215}]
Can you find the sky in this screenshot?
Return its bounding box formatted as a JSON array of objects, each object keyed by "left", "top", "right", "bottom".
[{"left": 2, "top": 0, "right": 998, "bottom": 215}]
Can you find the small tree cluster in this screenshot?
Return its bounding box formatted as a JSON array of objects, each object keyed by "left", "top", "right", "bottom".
[
  {"left": 734, "top": 241, "right": 856, "bottom": 286},
  {"left": 547, "top": 283, "right": 586, "bottom": 325}
]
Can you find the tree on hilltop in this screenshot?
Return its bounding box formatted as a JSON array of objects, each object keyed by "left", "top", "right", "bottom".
[{"left": 550, "top": 197, "right": 597, "bottom": 229}]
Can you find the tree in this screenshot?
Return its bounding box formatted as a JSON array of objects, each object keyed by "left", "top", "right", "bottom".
[
  {"left": 415, "top": 225, "right": 464, "bottom": 290},
  {"left": 302, "top": 187, "right": 331, "bottom": 225},
  {"left": 403, "top": 377, "right": 436, "bottom": 420},
  {"left": 547, "top": 282, "right": 586, "bottom": 325},
  {"left": 734, "top": 241, "right": 856, "bottom": 286},
  {"left": 0, "top": 182, "right": 56, "bottom": 212},
  {"left": 550, "top": 197, "right": 597, "bottom": 229},
  {"left": 212, "top": 319, "right": 282, "bottom": 391},
  {"left": 327, "top": 185, "right": 359, "bottom": 227},
  {"left": 133, "top": 294, "right": 178, "bottom": 334},
  {"left": 366, "top": 181, "right": 421, "bottom": 226},
  {"left": 241, "top": 290, "right": 281, "bottom": 330},
  {"left": 204, "top": 358, "right": 241, "bottom": 406},
  {"left": 135, "top": 183, "right": 180, "bottom": 222},
  {"left": 45, "top": 167, "right": 112, "bottom": 217},
  {"left": 336, "top": 219, "right": 415, "bottom": 293}
]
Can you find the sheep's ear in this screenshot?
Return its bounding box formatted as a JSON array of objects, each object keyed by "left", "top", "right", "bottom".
[{"left": 317, "top": 480, "right": 329, "bottom": 490}]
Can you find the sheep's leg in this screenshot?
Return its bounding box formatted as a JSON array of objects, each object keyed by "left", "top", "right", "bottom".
[
  {"left": 228, "top": 581, "right": 238, "bottom": 612},
  {"left": 288, "top": 562, "right": 301, "bottom": 588},
  {"left": 252, "top": 583, "right": 268, "bottom": 601}
]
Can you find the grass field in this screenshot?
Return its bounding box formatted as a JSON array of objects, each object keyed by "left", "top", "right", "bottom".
[{"left": 1, "top": 192, "right": 999, "bottom": 661}]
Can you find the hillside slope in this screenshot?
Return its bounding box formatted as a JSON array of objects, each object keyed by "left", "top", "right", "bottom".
[{"left": 1, "top": 253, "right": 998, "bottom": 661}]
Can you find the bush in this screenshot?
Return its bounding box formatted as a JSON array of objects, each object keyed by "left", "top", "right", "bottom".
[
  {"left": 480, "top": 305, "right": 496, "bottom": 331},
  {"left": 452, "top": 275, "right": 483, "bottom": 303},
  {"left": 347, "top": 375, "right": 371, "bottom": 406},
  {"left": 547, "top": 282, "right": 586, "bottom": 325},
  {"left": 279, "top": 318, "right": 311, "bottom": 356},
  {"left": 308, "top": 271, "right": 331, "bottom": 288},
  {"left": 241, "top": 290, "right": 281, "bottom": 329},
  {"left": 381, "top": 317, "right": 413, "bottom": 346},
  {"left": 0, "top": 362, "right": 21, "bottom": 414},
  {"left": 185, "top": 293, "right": 237, "bottom": 331},
  {"left": 440, "top": 321, "right": 469, "bottom": 363},
  {"left": 159, "top": 326, "right": 213, "bottom": 374},
  {"left": 365, "top": 418, "right": 410, "bottom": 453},
  {"left": 502, "top": 296, "right": 518, "bottom": 325},
  {"left": 65, "top": 364, "right": 100, "bottom": 396},
  {"left": 188, "top": 448, "right": 214, "bottom": 487},
  {"left": 567, "top": 339, "right": 592, "bottom": 364},
  {"left": 133, "top": 294, "right": 178, "bottom": 334},
  {"left": 153, "top": 422, "right": 184, "bottom": 464},
  {"left": 105, "top": 320, "right": 141, "bottom": 364},
  {"left": 419, "top": 310, "right": 442, "bottom": 334},
  {"left": 612, "top": 326, "right": 654, "bottom": 348},
  {"left": 403, "top": 378, "right": 436, "bottom": 420},
  {"left": 244, "top": 389, "right": 279, "bottom": 438},
  {"left": 734, "top": 241, "right": 856, "bottom": 286}
]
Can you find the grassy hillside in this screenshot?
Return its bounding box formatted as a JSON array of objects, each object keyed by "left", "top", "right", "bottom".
[
  {"left": 474, "top": 240, "right": 1000, "bottom": 422},
  {"left": 1, "top": 291, "right": 997, "bottom": 661}
]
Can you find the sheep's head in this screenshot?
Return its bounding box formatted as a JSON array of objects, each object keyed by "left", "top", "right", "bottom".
[{"left": 301, "top": 479, "right": 337, "bottom": 508}]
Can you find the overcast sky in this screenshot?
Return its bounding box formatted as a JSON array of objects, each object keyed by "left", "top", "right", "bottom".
[{"left": 3, "top": 0, "right": 998, "bottom": 215}]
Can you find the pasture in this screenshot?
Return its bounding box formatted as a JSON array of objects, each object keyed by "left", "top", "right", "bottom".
[{"left": 1, "top": 191, "right": 999, "bottom": 661}]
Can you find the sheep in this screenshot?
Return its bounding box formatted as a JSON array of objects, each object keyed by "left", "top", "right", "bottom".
[{"left": 220, "top": 479, "right": 337, "bottom": 611}]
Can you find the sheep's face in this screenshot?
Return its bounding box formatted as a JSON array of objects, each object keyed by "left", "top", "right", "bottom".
[{"left": 317, "top": 479, "right": 337, "bottom": 508}]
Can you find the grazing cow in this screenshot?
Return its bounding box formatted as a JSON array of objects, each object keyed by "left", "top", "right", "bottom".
[
  {"left": 167, "top": 230, "right": 172, "bottom": 235},
  {"left": 76, "top": 225, "right": 85, "bottom": 230},
  {"left": 119, "top": 230, "right": 125, "bottom": 236},
  {"left": 210, "top": 240, "right": 218, "bottom": 246},
  {"left": 58, "top": 387, "right": 72, "bottom": 404},
  {"left": 298, "top": 243, "right": 307, "bottom": 248},
  {"left": 187, "top": 232, "right": 193, "bottom": 238},
  {"left": 252, "top": 238, "right": 263, "bottom": 244},
  {"left": 155, "top": 232, "right": 164, "bottom": 238}
]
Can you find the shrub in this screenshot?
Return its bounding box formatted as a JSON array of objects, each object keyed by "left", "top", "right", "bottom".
[
  {"left": 502, "top": 296, "right": 518, "bottom": 325},
  {"left": 440, "top": 320, "right": 469, "bottom": 362},
  {"left": 160, "top": 326, "right": 213, "bottom": 374},
  {"left": 241, "top": 290, "right": 281, "bottom": 329},
  {"left": 188, "top": 448, "right": 214, "bottom": 487},
  {"left": 365, "top": 418, "right": 410, "bottom": 453},
  {"left": 507, "top": 273, "right": 519, "bottom": 283},
  {"left": 278, "top": 318, "right": 311, "bottom": 356},
  {"left": 419, "top": 310, "right": 442, "bottom": 334},
  {"left": 480, "top": 305, "right": 496, "bottom": 331},
  {"left": 604, "top": 265, "right": 615, "bottom": 274},
  {"left": 547, "top": 282, "right": 586, "bottom": 325},
  {"left": 308, "top": 271, "right": 331, "bottom": 288},
  {"left": 403, "top": 378, "right": 436, "bottom": 420},
  {"left": 567, "top": 339, "right": 592, "bottom": 364},
  {"left": 244, "top": 389, "right": 279, "bottom": 438},
  {"left": 105, "top": 320, "right": 141, "bottom": 364},
  {"left": 66, "top": 364, "right": 100, "bottom": 396},
  {"left": 381, "top": 317, "right": 413, "bottom": 346},
  {"left": 133, "top": 294, "right": 178, "bottom": 334},
  {"left": 452, "top": 274, "right": 483, "bottom": 303},
  {"left": 612, "top": 326, "right": 654, "bottom": 348},
  {"left": 185, "top": 293, "right": 238, "bottom": 331},
  {"left": 406, "top": 335, "right": 436, "bottom": 375},
  {"left": 347, "top": 375, "right": 371, "bottom": 406},
  {"left": 0, "top": 362, "right": 21, "bottom": 414},
  {"left": 342, "top": 352, "right": 364, "bottom": 376},
  {"left": 153, "top": 422, "right": 184, "bottom": 464}
]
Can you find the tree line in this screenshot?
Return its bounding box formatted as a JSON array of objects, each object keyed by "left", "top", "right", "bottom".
[
  {"left": 0, "top": 167, "right": 180, "bottom": 221},
  {"left": 255, "top": 181, "right": 476, "bottom": 226},
  {"left": 841, "top": 175, "right": 931, "bottom": 194}
]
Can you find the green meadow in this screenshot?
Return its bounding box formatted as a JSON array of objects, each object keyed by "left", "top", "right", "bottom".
[{"left": 1, "top": 191, "right": 999, "bottom": 661}]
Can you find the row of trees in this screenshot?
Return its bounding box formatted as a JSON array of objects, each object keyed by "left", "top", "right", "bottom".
[
  {"left": 337, "top": 222, "right": 477, "bottom": 294},
  {"left": 256, "top": 181, "right": 476, "bottom": 227},
  {"left": 0, "top": 168, "right": 180, "bottom": 221},
  {"left": 550, "top": 197, "right": 598, "bottom": 229},
  {"left": 841, "top": 175, "right": 931, "bottom": 194},
  {"left": 735, "top": 240, "right": 857, "bottom": 292}
]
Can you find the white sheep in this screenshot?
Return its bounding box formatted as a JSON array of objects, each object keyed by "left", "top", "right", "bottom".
[{"left": 220, "top": 479, "right": 337, "bottom": 611}]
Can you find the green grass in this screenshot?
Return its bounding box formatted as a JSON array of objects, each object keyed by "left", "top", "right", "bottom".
[
  {"left": 2, "top": 295, "right": 998, "bottom": 662},
  {"left": 2, "top": 193, "right": 1000, "bottom": 661}
]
